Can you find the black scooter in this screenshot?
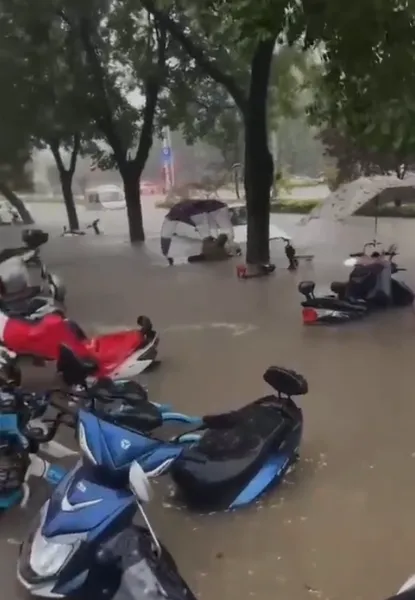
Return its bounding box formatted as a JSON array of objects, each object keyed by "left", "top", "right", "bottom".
[
  {"left": 298, "top": 242, "right": 414, "bottom": 324},
  {"left": 0, "top": 229, "right": 48, "bottom": 267}
]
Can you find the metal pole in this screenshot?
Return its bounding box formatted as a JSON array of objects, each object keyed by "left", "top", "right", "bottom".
[
  {"left": 270, "top": 130, "right": 279, "bottom": 200},
  {"left": 162, "top": 127, "right": 175, "bottom": 191},
  {"left": 166, "top": 127, "right": 175, "bottom": 187}
]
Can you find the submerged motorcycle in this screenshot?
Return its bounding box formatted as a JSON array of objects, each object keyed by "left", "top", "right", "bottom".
[
  {"left": 0, "top": 385, "right": 67, "bottom": 512},
  {"left": 0, "top": 228, "right": 49, "bottom": 267},
  {"left": 0, "top": 311, "right": 159, "bottom": 384},
  {"left": 39, "top": 347, "right": 305, "bottom": 506},
  {"left": 299, "top": 242, "right": 414, "bottom": 324},
  {"left": 0, "top": 261, "right": 65, "bottom": 323},
  {"left": 18, "top": 461, "right": 197, "bottom": 600},
  {"left": 17, "top": 350, "right": 306, "bottom": 597}
]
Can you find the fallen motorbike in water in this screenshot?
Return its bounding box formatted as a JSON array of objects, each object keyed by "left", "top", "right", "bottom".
[
  {"left": 298, "top": 242, "right": 414, "bottom": 324},
  {"left": 0, "top": 312, "right": 159, "bottom": 384}
]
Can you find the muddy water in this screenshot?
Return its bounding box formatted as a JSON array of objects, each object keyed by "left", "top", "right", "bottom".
[{"left": 3, "top": 212, "right": 415, "bottom": 600}]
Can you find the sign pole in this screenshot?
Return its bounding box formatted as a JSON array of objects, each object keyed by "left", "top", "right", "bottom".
[{"left": 162, "top": 127, "right": 174, "bottom": 192}]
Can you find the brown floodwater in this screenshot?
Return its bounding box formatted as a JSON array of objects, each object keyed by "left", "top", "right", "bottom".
[{"left": 2, "top": 213, "right": 415, "bottom": 600}]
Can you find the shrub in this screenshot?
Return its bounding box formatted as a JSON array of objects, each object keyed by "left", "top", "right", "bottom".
[{"left": 270, "top": 200, "right": 320, "bottom": 214}]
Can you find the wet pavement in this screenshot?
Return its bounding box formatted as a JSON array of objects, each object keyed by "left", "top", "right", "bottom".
[{"left": 2, "top": 202, "right": 415, "bottom": 600}]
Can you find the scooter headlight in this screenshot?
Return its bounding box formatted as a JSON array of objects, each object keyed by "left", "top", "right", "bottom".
[
  {"left": 20, "top": 503, "right": 81, "bottom": 580},
  {"left": 30, "top": 532, "right": 76, "bottom": 577},
  {"left": 78, "top": 422, "right": 97, "bottom": 465}
]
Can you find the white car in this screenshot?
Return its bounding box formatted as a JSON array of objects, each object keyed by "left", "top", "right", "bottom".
[{"left": 174, "top": 203, "right": 291, "bottom": 243}]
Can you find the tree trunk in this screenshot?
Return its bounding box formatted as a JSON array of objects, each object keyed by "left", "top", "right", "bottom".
[
  {"left": 244, "top": 39, "right": 276, "bottom": 265},
  {"left": 122, "top": 165, "right": 145, "bottom": 243},
  {"left": 0, "top": 181, "right": 34, "bottom": 224},
  {"left": 50, "top": 138, "right": 80, "bottom": 231},
  {"left": 60, "top": 171, "right": 80, "bottom": 231}
]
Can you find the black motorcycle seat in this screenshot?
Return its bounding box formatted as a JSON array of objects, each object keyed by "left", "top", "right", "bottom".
[
  {"left": 298, "top": 281, "right": 315, "bottom": 296},
  {"left": 89, "top": 378, "right": 148, "bottom": 405},
  {"left": 105, "top": 401, "right": 163, "bottom": 433},
  {"left": 1, "top": 296, "right": 48, "bottom": 317},
  {"left": 22, "top": 229, "right": 49, "bottom": 249},
  {"left": 263, "top": 366, "right": 308, "bottom": 396},
  {"left": 57, "top": 344, "right": 98, "bottom": 385},
  {"left": 171, "top": 396, "right": 300, "bottom": 505}
]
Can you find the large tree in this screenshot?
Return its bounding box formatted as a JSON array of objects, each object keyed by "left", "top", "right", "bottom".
[
  {"left": 302, "top": 0, "right": 415, "bottom": 184},
  {"left": 0, "top": 0, "right": 103, "bottom": 229},
  {"left": 59, "top": 1, "right": 169, "bottom": 241},
  {"left": 0, "top": 0, "right": 170, "bottom": 242},
  {"left": 141, "top": 0, "right": 299, "bottom": 265}
]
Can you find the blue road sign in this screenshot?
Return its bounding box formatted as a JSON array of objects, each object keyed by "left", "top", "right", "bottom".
[{"left": 162, "top": 147, "right": 171, "bottom": 162}]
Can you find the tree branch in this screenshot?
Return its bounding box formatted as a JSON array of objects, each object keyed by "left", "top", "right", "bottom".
[
  {"left": 69, "top": 133, "right": 81, "bottom": 175},
  {"left": 49, "top": 140, "right": 66, "bottom": 175},
  {"left": 134, "top": 22, "right": 167, "bottom": 169},
  {"left": 140, "top": 0, "right": 248, "bottom": 112},
  {"left": 77, "top": 17, "right": 126, "bottom": 164}
]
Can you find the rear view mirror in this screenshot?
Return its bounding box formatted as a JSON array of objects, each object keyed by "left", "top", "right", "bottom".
[{"left": 129, "top": 461, "right": 153, "bottom": 503}]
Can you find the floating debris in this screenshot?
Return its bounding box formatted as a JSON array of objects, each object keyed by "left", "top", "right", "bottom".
[
  {"left": 7, "top": 538, "right": 20, "bottom": 545},
  {"left": 305, "top": 584, "right": 323, "bottom": 597}
]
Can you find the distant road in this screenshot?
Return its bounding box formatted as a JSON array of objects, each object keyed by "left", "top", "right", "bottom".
[{"left": 20, "top": 183, "right": 330, "bottom": 205}]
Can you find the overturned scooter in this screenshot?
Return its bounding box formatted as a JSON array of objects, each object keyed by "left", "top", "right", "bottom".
[
  {"left": 298, "top": 242, "right": 414, "bottom": 324},
  {"left": 0, "top": 312, "right": 159, "bottom": 384}
]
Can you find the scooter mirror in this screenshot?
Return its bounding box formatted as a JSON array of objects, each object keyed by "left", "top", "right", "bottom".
[
  {"left": 344, "top": 257, "right": 357, "bottom": 267},
  {"left": 129, "top": 461, "right": 153, "bottom": 503},
  {"left": 398, "top": 574, "right": 415, "bottom": 594}
]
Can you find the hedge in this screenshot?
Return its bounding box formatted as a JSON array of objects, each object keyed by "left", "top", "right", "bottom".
[{"left": 270, "top": 200, "right": 320, "bottom": 213}]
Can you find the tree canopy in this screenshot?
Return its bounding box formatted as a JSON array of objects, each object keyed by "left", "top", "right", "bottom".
[{"left": 304, "top": 0, "right": 415, "bottom": 185}]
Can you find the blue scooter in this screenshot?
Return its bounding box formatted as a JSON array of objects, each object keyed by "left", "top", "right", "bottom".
[
  {"left": 17, "top": 346, "right": 306, "bottom": 599},
  {"left": 0, "top": 386, "right": 66, "bottom": 511}
]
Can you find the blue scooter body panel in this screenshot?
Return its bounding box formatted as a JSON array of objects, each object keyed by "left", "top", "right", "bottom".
[{"left": 230, "top": 423, "right": 302, "bottom": 508}]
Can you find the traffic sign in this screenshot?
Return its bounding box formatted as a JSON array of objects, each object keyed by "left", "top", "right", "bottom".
[{"left": 162, "top": 147, "right": 171, "bottom": 162}]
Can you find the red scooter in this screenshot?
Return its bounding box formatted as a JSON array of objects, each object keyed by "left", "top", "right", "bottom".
[{"left": 0, "top": 310, "right": 159, "bottom": 384}]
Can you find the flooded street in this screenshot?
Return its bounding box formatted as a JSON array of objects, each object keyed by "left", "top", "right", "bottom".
[{"left": 3, "top": 201, "right": 415, "bottom": 600}]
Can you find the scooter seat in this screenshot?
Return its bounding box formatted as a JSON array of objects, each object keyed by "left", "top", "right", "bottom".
[
  {"left": 263, "top": 366, "right": 308, "bottom": 396},
  {"left": 171, "top": 396, "right": 300, "bottom": 509},
  {"left": 89, "top": 378, "right": 149, "bottom": 406},
  {"left": 1, "top": 296, "right": 50, "bottom": 318},
  {"left": 298, "top": 281, "right": 315, "bottom": 297},
  {"left": 57, "top": 344, "right": 99, "bottom": 385},
  {"left": 105, "top": 401, "right": 163, "bottom": 433}
]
